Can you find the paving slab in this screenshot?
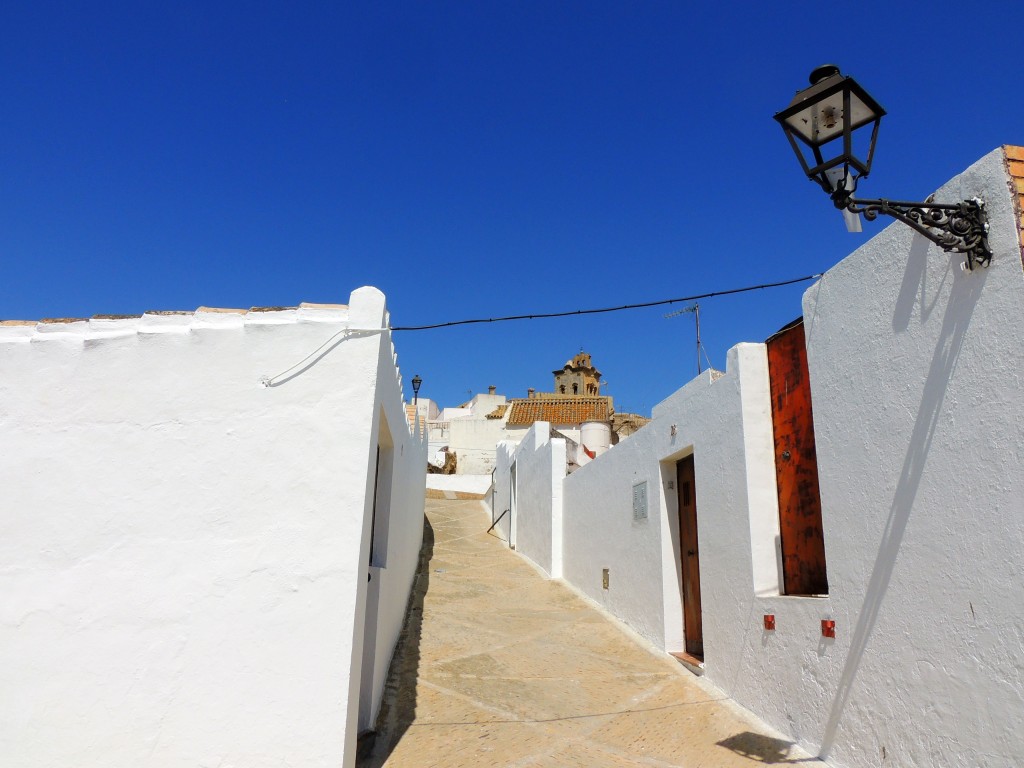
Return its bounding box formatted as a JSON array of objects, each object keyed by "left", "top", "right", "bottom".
[{"left": 362, "top": 498, "right": 823, "bottom": 768}]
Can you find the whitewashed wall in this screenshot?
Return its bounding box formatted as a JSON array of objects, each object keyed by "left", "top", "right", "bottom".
[
  {"left": 561, "top": 362, "right": 757, "bottom": 653},
  {"left": 513, "top": 148, "right": 1024, "bottom": 768},
  {"left": 491, "top": 423, "right": 566, "bottom": 577},
  {"left": 465, "top": 392, "right": 506, "bottom": 417},
  {"left": 506, "top": 423, "right": 582, "bottom": 446},
  {"left": 449, "top": 417, "right": 510, "bottom": 474},
  {"left": 491, "top": 441, "right": 515, "bottom": 544},
  {"left": 354, "top": 292, "right": 429, "bottom": 751},
  {"left": 413, "top": 398, "right": 440, "bottom": 421},
  {"left": 433, "top": 393, "right": 509, "bottom": 474},
  {"left": 782, "top": 147, "right": 1024, "bottom": 768},
  {"left": 0, "top": 286, "right": 426, "bottom": 768},
  {"left": 425, "top": 473, "right": 493, "bottom": 498},
  {"left": 438, "top": 406, "right": 471, "bottom": 420}
]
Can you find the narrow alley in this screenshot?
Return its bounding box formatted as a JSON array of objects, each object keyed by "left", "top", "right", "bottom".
[{"left": 362, "top": 498, "right": 821, "bottom": 767}]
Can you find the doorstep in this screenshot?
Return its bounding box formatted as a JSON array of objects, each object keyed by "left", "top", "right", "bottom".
[{"left": 670, "top": 651, "right": 705, "bottom": 676}]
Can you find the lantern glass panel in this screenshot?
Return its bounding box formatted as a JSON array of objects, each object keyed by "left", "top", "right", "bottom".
[{"left": 784, "top": 88, "right": 876, "bottom": 145}]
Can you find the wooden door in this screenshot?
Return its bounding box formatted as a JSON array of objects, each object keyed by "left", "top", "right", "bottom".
[
  {"left": 677, "top": 456, "right": 703, "bottom": 659},
  {"left": 766, "top": 318, "right": 828, "bottom": 595}
]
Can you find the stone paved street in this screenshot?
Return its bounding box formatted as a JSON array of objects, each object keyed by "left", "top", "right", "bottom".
[{"left": 362, "top": 498, "right": 822, "bottom": 767}]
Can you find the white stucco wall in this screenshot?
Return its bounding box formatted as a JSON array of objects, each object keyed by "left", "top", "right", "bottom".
[
  {"left": 438, "top": 406, "right": 471, "bottom": 420},
  {"left": 355, "top": 301, "right": 429, "bottom": 749},
  {"left": 507, "top": 148, "right": 1024, "bottom": 767},
  {"left": 561, "top": 363, "right": 752, "bottom": 652},
  {"left": 491, "top": 442, "right": 516, "bottom": 545},
  {"left": 425, "top": 419, "right": 451, "bottom": 468},
  {"left": 495, "top": 423, "right": 566, "bottom": 577},
  {"left": 413, "top": 397, "right": 440, "bottom": 422},
  {"left": 425, "top": 473, "right": 493, "bottom": 497},
  {"left": 435, "top": 394, "right": 512, "bottom": 475},
  {"left": 0, "top": 286, "right": 426, "bottom": 768},
  {"left": 465, "top": 392, "right": 506, "bottom": 417},
  {"left": 447, "top": 417, "right": 511, "bottom": 474},
  {"left": 505, "top": 423, "right": 581, "bottom": 448},
  {"left": 784, "top": 147, "right": 1024, "bottom": 767}
]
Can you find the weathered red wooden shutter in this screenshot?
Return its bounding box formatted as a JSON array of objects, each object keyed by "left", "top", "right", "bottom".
[{"left": 766, "top": 318, "right": 828, "bottom": 595}]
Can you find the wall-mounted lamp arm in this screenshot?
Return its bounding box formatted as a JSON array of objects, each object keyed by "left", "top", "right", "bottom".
[
  {"left": 776, "top": 66, "right": 993, "bottom": 272},
  {"left": 833, "top": 193, "right": 991, "bottom": 270}
]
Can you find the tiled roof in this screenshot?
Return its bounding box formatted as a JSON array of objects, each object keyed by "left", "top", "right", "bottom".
[
  {"left": 506, "top": 396, "right": 612, "bottom": 426},
  {"left": 1007, "top": 145, "right": 1024, "bottom": 263},
  {"left": 485, "top": 404, "right": 509, "bottom": 420}
]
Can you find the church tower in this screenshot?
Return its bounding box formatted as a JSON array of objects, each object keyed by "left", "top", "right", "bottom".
[{"left": 552, "top": 351, "right": 602, "bottom": 396}]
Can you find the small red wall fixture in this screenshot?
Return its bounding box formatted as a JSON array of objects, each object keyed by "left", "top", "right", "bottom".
[
  {"left": 821, "top": 619, "right": 836, "bottom": 638},
  {"left": 763, "top": 614, "right": 776, "bottom": 631}
]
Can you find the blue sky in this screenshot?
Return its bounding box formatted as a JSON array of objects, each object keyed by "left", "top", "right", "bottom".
[{"left": 3, "top": 2, "right": 1021, "bottom": 414}]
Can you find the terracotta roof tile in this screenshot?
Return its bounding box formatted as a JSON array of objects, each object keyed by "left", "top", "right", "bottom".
[
  {"left": 486, "top": 404, "right": 509, "bottom": 420},
  {"left": 1006, "top": 146, "right": 1024, "bottom": 260},
  {"left": 506, "top": 396, "right": 612, "bottom": 426}
]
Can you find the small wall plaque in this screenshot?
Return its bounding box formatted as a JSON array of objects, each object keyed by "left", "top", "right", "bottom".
[{"left": 632, "top": 480, "right": 648, "bottom": 522}]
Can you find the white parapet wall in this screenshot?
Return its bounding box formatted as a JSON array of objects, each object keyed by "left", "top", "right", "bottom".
[
  {"left": 491, "top": 441, "right": 516, "bottom": 545},
  {"left": 448, "top": 416, "right": 510, "bottom": 474},
  {"left": 0, "top": 286, "right": 426, "bottom": 768},
  {"left": 425, "top": 473, "right": 493, "bottom": 498},
  {"left": 504, "top": 423, "right": 566, "bottom": 577},
  {"left": 489, "top": 424, "right": 566, "bottom": 576},
  {"left": 508, "top": 147, "right": 1024, "bottom": 767},
  {"left": 561, "top": 362, "right": 752, "bottom": 653}
]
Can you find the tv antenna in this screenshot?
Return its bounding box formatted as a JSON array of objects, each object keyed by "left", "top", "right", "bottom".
[{"left": 664, "top": 303, "right": 712, "bottom": 376}]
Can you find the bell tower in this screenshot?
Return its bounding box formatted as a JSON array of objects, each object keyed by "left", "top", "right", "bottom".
[{"left": 553, "top": 351, "right": 602, "bottom": 396}]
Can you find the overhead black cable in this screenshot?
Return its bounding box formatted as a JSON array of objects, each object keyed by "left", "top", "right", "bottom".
[{"left": 392, "top": 274, "right": 822, "bottom": 332}]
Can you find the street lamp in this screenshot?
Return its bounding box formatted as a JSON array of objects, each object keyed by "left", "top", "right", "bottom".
[
  {"left": 411, "top": 374, "right": 422, "bottom": 405},
  {"left": 774, "top": 65, "right": 991, "bottom": 270}
]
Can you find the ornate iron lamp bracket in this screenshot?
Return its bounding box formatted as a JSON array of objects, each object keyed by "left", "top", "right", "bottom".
[{"left": 833, "top": 192, "right": 991, "bottom": 270}]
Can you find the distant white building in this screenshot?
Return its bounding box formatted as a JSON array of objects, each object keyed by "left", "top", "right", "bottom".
[
  {"left": 427, "top": 386, "right": 510, "bottom": 474},
  {"left": 431, "top": 354, "right": 649, "bottom": 475},
  {"left": 409, "top": 396, "right": 440, "bottom": 424}
]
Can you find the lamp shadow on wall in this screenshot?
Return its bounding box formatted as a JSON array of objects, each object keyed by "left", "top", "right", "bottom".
[
  {"left": 358, "top": 514, "right": 433, "bottom": 768},
  {"left": 818, "top": 244, "right": 988, "bottom": 759},
  {"left": 892, "top": 238, "right": 947, "bottom": 332}
]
